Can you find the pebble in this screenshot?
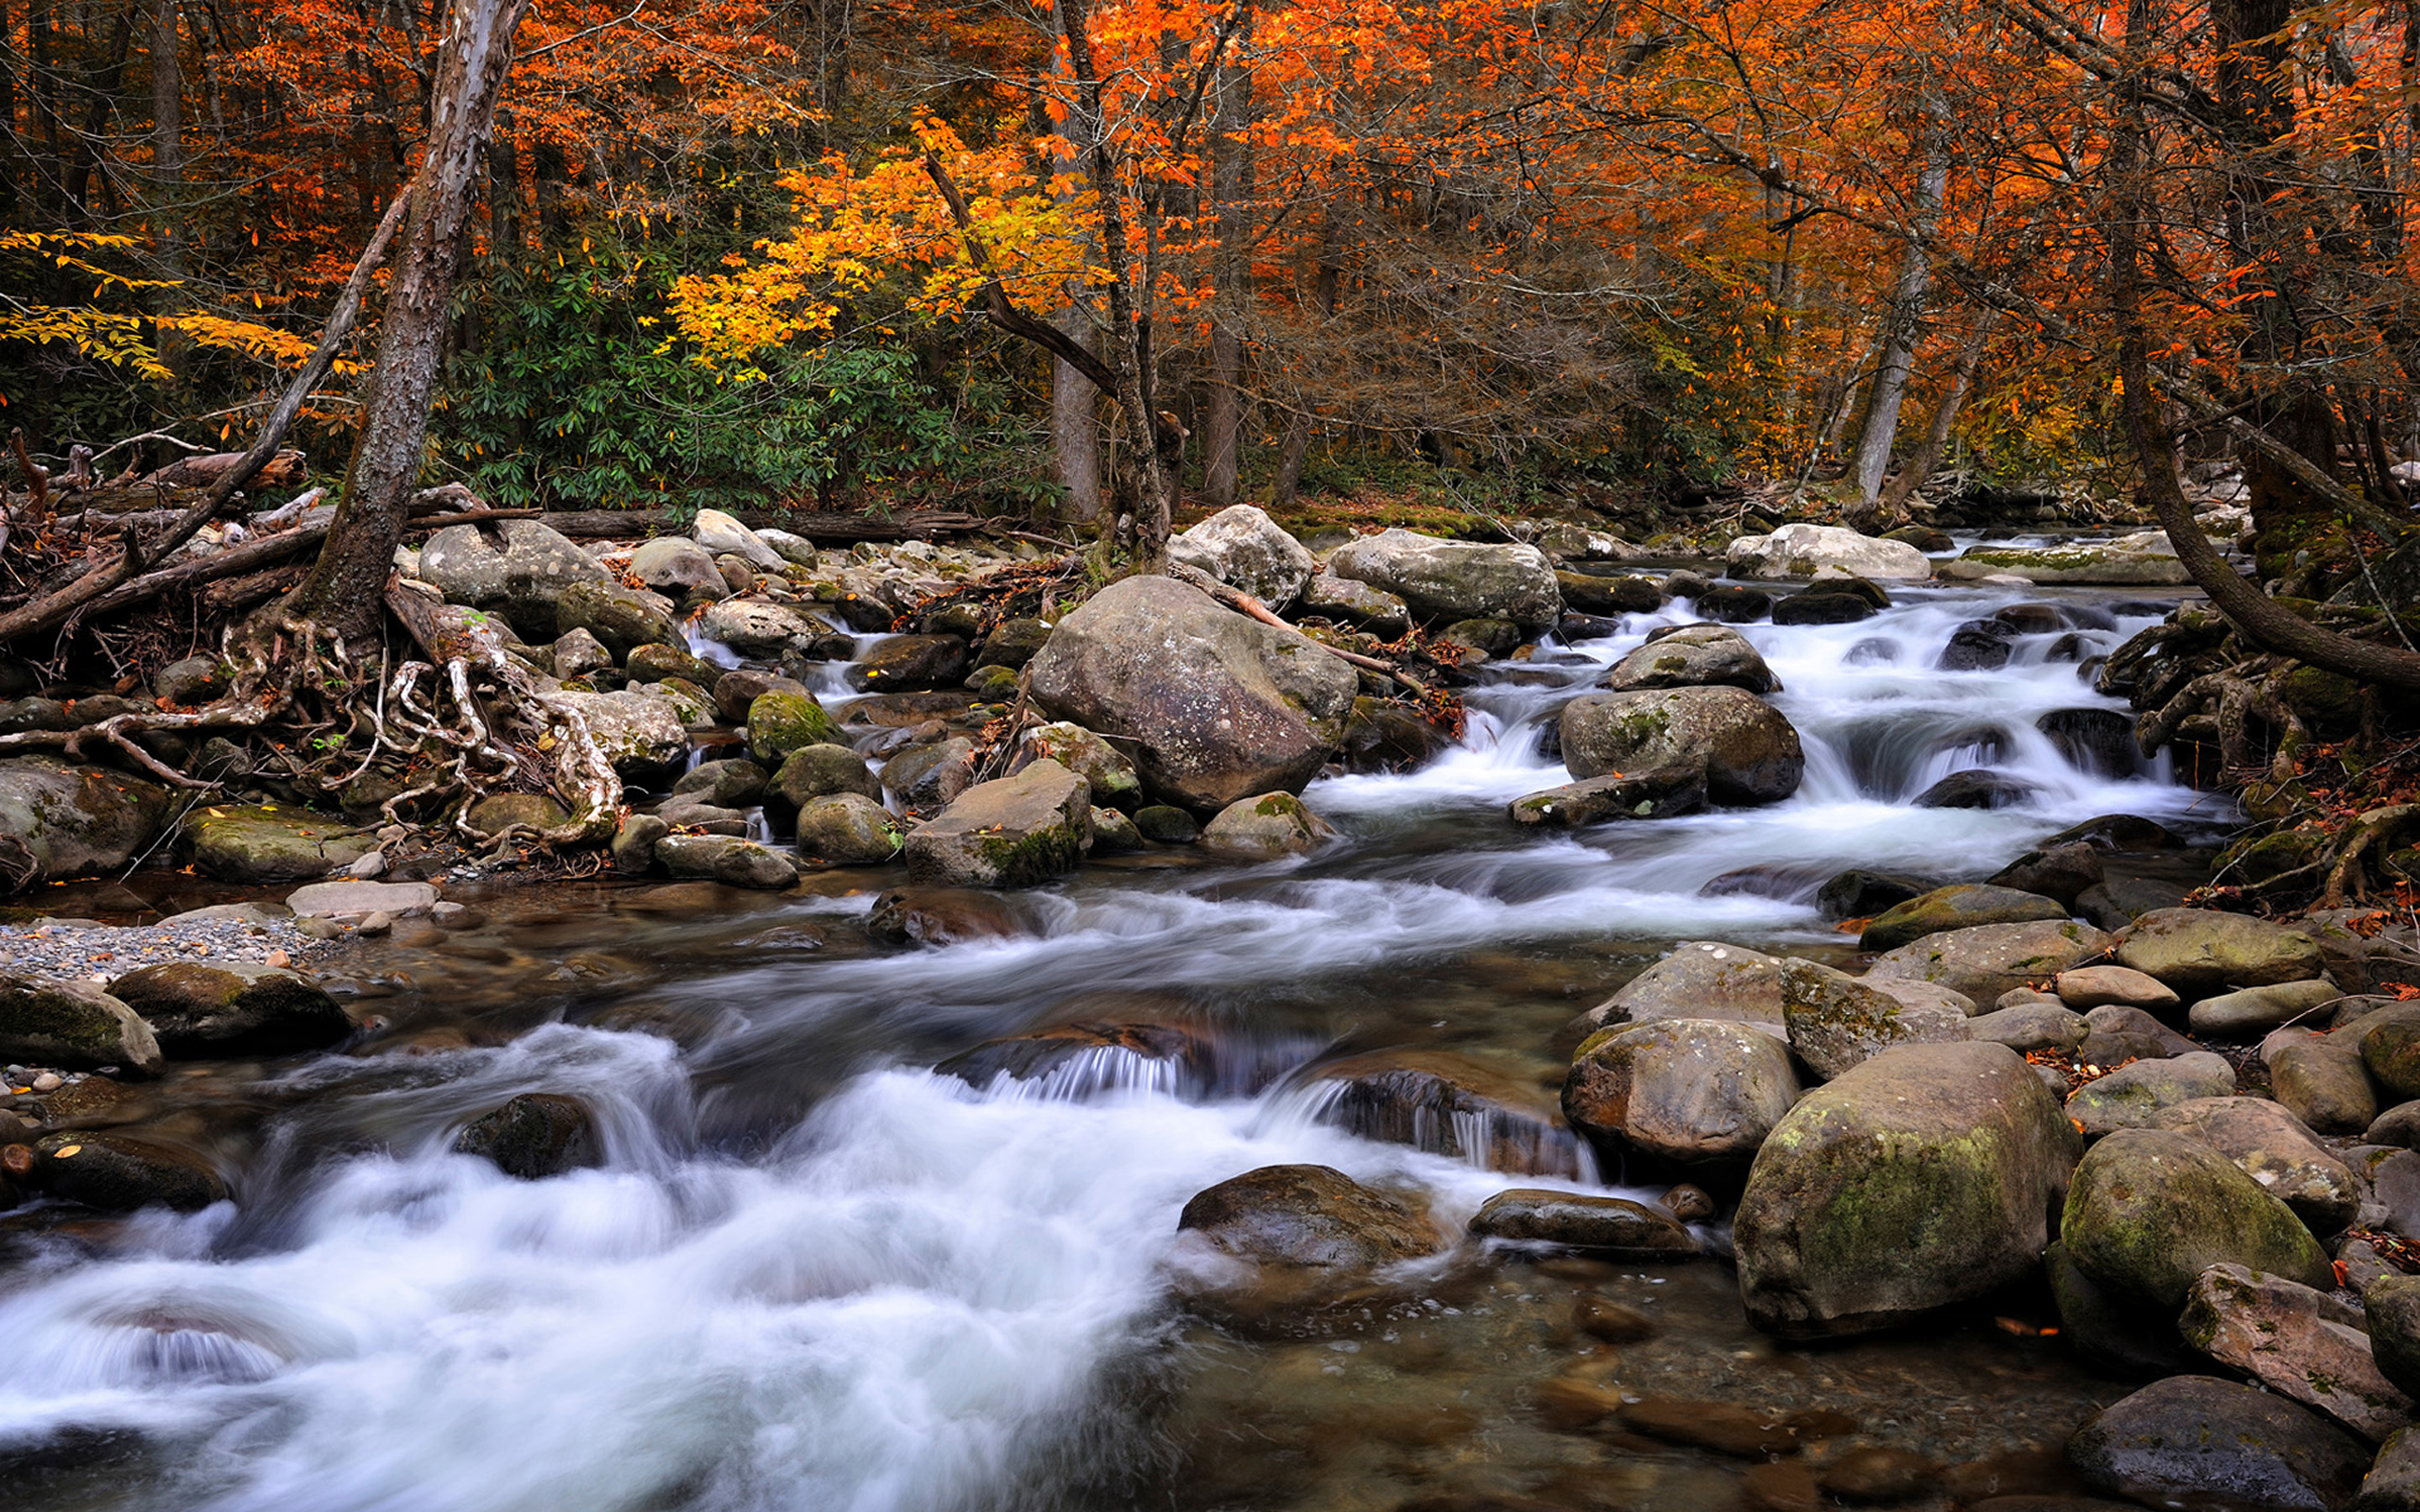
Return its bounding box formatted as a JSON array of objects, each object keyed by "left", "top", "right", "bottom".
[{"left": 0, "top": 909, "right": 334, "bottom": 986}]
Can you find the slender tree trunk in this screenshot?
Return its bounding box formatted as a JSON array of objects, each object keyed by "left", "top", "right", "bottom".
[
  {"left": 1271, "top": 410, "right": 1312, "bottom": 512},
  {"left": 1849, "top": 102, "right": 1948, "bottom": 510},
  {"left": 486, "top": 105, "right": 518, "bottom": 252},
  {"left": 60, "top": 3, "right": 134, "bottom": 221},
  {"left": 1873, "top": 307, "right": 1996, "bottom": 524},
  {"left": 281, "top": 0, "right": 530, "bottom": 646},
  {"left": 1201, "top": 12, "right": 1253, "bottom": 511},
  {"left": 1052, "top": 330, "right": 1103, "bottom": 523},
  {"left": 147, "top": 0, "right": 187, "bottom": 378}
]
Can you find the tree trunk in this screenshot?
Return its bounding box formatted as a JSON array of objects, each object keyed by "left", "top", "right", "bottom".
[
  {"left": 1052, "top": 333, "right": 1103, "bottom": 523},
  {"left": 281, "top": 0, "right": 530, "bottom": 646},
  {"left": 148, "top": 0, "right": 187, "bottom": 374},
  {"left": 1848, "top": 101, "right": 1948, "bottom": 509},
  {"left": 1870, "top": 307, "right": 1996, "bottom": 528},
  {"left": 1271, "top": 410, "right": 1313, "bottom": 512},
  {"left": 1201, "top": 16, "right": 1253, "bottom": 511}
]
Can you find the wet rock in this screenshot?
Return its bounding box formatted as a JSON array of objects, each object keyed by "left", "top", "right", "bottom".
[
  {"left": 1337, "top": 696, "right": 1452, "bottom": 775},
  {"left": 903, "top": 759, "right": 1091, "bottom": 889},
  {"left": 555, "top": 579, "right": 681, "bottom": 661},
  {"left": 673, "top": 757, "right": 768, "bottom": 810},
  {"left": 1580, "top": 940, "right": 1787, "bottom": 1033},
  {"left": 2180, "top": 1264, "right": 2412, "bottom": 1441},
  {"left": 939, "top": 1020, "right": 1211, "bottom": 1093},
  {"left": 0, "top": 757, "right": 171, "bottom": 891},
  {"left": 2356, "top": 1425, "right": 2420, "bottom": 1512},
  {"left": 1817, "top": 1446, "right": 1943, "bottom": 1503},
  {"left": 1554, "top": 570, "right": 1660, "bottom": 617},
  {"left": 610, "top": 813, "right": 667, "bottom": 873},
  {"left": 1613, "top": 1398, "right": 1805, "bottom": 1457},
  {"left": 1859, "top": 884, "right": 2070, "bottom": 953},
  {"left": 1564, "top": 1016, "right": 1801, "bottom": 1171},
  {"left": 1011, "top": 722, "right": 1143, "bottom": 811},
  {"left": 286, "top": 879, "right": 438, "bottom": 919},
  {"left": 1134, "top": 805, "right": 1200, "bottom": 844},
  {"left": 625, "top": 642, "right": 719, "bottom": 686},
  {"left": 2067, "top": 1376, "right": 2366, "bottom": 1512},
  {"left": 1439, "top": 616, "right": 1520, "bottom": 657},
  {"left": 2370, "top": 1278, "right": 2420, "bottom": 1401},
  {"left": 108, "top": 963, "right": 350, "bottom": 1058},
  {"left": 0, "top": 976, "right": 161, "bottom": 1074},
  {"left": 847, "top": 635, "right": 971, "bottom": 693},
  {"left": 464, "top": 792, "right": 572, "bottom": 834},
  {"left": 2195, "top": 979, "right": 2346, "bottom": 1039},
  {"left": 1089, "top": 806, "right": 1144, "bottom": 853},
  {"left": 745, "top": 689, "right": 845, "bottom": 765},
  {"left": 1168, "top": 504, "right": 1316, "bottom": 607},
  {"left": 2267, "top": 1028, "right": 2382, "bottom": 1135},
  {"left": 1297, "top": 571, "right": 1412, "bottom": 635},
  {"left": 865, "top": 887, "right": 1030, "bottom": 947},
  {"left": 1727, "top": 524, "right": 1933, "bottom": 581},
  {"left": 792, "top": 794, "right": 902, "bottom": 866},
  {"left": 2049, "top": 1238, "right": 2201, "bottom": 1377},
  {"left": 1734, "top": 1042, "right": 2079, "bottom": 1338},
  {"left": 1304, "top": 1051, "right": 1586, "bottom": 1177},
  {"left": 182, "top": 803, "right": 369, "bottom": 884},
  {"left": 1466, "top": 1189, "right": 1695, "bottom": 1257},
  {"left": 29, "top": 1131, "right": 224, "bottom": 1210},
  {"left": 1326, "top": 528, "right": 1561, "bottom": 628},
  {"left": 2039, "top": 708, "right": 2140, "bottom": 777},
  {"left": 626, "top": 536, "right": 723, "bottom": 598},
  {"left": 451, "top": 1093, "right": 602, "bottom": 1179},
  {"left": 654, "top": 835, "right": 799, "bottom": 890},
  {"left": 1970, "top": 1004, "right": 2091, "bottom": 1055},
  {"left": 1696, "top": 584, "right": 1773, "bottom": 622},
  {"left": 1865, "top": 919, "right": 2115, "bottom": 1007},
  {"left": 1771, "top": 586, "right": 1880, "bottom": 625},
  {"left": 1603, "top": 623, "right": 1779, "bottom": 695},
  {"left": 1199, "top": 792, "right": 1337, "bottom": 862},
  {"left": 2063, "top": 1129, "right": 2332, "bottom": 1309},
  {"left": 1560, "top": 687, "right": 1803, "bottom": 805},
  {"left": 1817, "top": 869, "right": 1932, "bottom": 921},
  {"left": 711, "top": 669, "right": 806, "bottom": 724},
  {"left": 1026, "top": 575, "right": 1357, "bottom": 810},
  {"left": 1939, "top": 618, "right": 2018, "bottom": 671},
  {"left": 2066, "top": 1053, "right": 2238, "bottom": 1135},
  {"left": 1911, "top": 769, "right": 2039, "bottom": 810},
  {"left": 881, "top": 738, "right": 977, "bottom": 810},
  {"left": 1507, "top": 768, "right": 1706, "bottom": 827},
  {"left": 418, "top": 519, "right": 610, "bottom": 637},
  {"left": 1177, "top": 1163, "right": 1444, "bottom": 1268},
  {"left": 1943, "top": 544, "right": 2192, "bottom": 586},
  {"left": 2056, "top": 964, "right": 2180, "bottom": 1011},
  {"left": 1780, "top": 958, "right": 1969, "bottom": 1079},
  {"left": 2149, "top": 1097, "right": 2359, "bottom": 1232},
  {"left": 2116, "top": 907, "right": 2327, "bottom": 997},
  {"left": 2364, "top": 1011, "right": 2420, "bottom": 1103},
  {"left": 699, "top": 600, "right": 827, "bottom": 659},
  {"left": 1989, "top": 843, "right": 2107, "bottom": 908}
]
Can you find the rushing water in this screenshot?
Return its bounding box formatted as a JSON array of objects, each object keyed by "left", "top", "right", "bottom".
[{"left": 1, "top": 571, "right": 2228, "bottom": 1512}]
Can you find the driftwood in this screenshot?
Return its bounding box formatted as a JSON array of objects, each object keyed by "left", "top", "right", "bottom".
[{"left": 139, "top": 449, "right": 307, "bottom": 491}]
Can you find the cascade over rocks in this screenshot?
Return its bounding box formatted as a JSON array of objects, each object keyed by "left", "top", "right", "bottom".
[
  {"left": 1325, "top": 528, "right": 1562, "bottom": 628},
  {"left": 1733, "top": 1042, "right": 2079, "bottom": 1339},
  {"left": 1026, "top": 575, "right": 1357, "bottom": 810},
  {"left": 1603, "top": 624, "right": 1780, "bottom": 694},
  {"left": 1303, "top": 1051, "right": 1588, "bottom": 1177},
  {"left": 1559, "top": 687, "right": 1804, "bottom": 805}
]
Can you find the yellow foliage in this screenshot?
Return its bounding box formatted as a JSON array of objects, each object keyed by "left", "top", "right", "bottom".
[{"left": 0, "top": 228, "right": 349, "bottom": 383}]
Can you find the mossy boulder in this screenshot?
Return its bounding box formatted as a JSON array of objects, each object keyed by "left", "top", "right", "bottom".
[
  {"left": 1859, "top": 884, "right": 2070, "bottom": 953},
  {"left": 2146, "top": 1098, "right": 2352, "bottom": 1234},
  {"left": 974, "top": 616, "right": 1054, "bottom": 670},
  {"left": 554, "top": 578, "right": 681, "bottom": 659},
  {"left": 1325, "top": 528, "right": 1562, "bottom": 628},
  {"left": 1733, "top": 1042, "right": 2079, "bottom": 1339},
  {"left": 0, "top": 756, "right": 171, "bottom": 891},
  {"left": 1563, "top": 1016, "right": 1801, "bottom": 1172},
  {"left": 2361, "top": 1006, "right": 2420, "bottom": 1102},
  {"left": 0, "top": 974, "right": 161, "bottom": 1073},
  {"left": 29, "top": 1130, "right": 226, "bottom": 1210},
  {"left": 765, "top": 744, "right": 879, "bottom": 811},
  {"left": 1012, "top": 722, "right": 1143, "bottom": 811},
  {"left": 1559, "top": 686, "right": 1804, "bottom": 805},
  {"left": 793, "top": 794, "right": 902, "bottom": 865},
  {"left": 1199, "top": 791, "right": 1339, "bottom": 862},
  {"left": 880, "top": 737, "right": 977, "bottom": 810},
  {"left": 1778, "top": 958, "right": 1969, "bottom": 1080},
  {"left": 902, "top": 758, "right": 1092, "bottom": 889},
  {"left": 624, "top": 642, "right": 720, "bottom": 686},
  {"left": 464, "top": 792, "right": 573, "bottom": 834},
  {"left": 745, "top": 690, "right": 844, "bottom": 765},
  {"left": 1864, "top": 919, "right": 2115, "bottom": 1007},
  {"left": 1603, "top": 623, "right": 1780, "bottom": 695},
  {"left": 2115, "top": 907, "right": 2325, "bottom": 997},
  {"left": 452, "top": 1093, "right": 602, "bottom": 1179},
  {"left": 654, "top": 835, "right": 797, "bottom": 890},
  {"left": 2061, "top": 1128, "right": 2332, "bottom": 1310},
  {"left": 108, "top": 962, "right": 351, "bottom": 1058},
  {"left": 1507, "top": 767, "right": 1707, "bottom": 827},
  {"left": 182, "top": 803, "right": 369, "bottom": 884},
  {"left": 550, "top": 690, "right": 690, "bottom": 784},
  {"left": 673, "top": 757, "right": 770, "bottom": 810},
  {"left": 2065, "top": 1053, "right": 2237, "bottom": 1136}
]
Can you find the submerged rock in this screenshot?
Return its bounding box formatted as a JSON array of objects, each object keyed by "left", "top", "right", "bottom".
[
  {"left": 1305, "top": 1050, "right": 1587, "bottom": 1177},
  {"left": 29, "top": 1131, "right": 226, "bottom": 1211},
  {"left": 865, "top": 887, "right": 1033, "bottom": 947},
  {"left": 2067, "top": 1376, "right": 2365, "bottom": 1512},
  {"left": 452, "top": 1094, "right": 602, "bottom": 1179}
]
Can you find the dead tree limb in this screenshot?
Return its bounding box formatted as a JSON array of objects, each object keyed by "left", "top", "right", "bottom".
[{"left": 1165, "top": 561, "right": 1430, "bottom": 693}]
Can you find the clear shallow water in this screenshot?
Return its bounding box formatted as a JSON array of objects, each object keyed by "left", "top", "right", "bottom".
[{"left": 0, "top": 577, "right": 2224, "bottom": 1511}]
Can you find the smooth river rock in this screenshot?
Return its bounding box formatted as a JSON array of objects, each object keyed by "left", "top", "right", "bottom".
[
  {"left": 1726, "top": 523, "right": 1933, "bottom": 581},
  {"left": 0, "top": 757, "right": 171, "bottom": 891},
  {"left": 1559, "top": 687, "right": 1804, "bottom": 805},
  {"left": 1564, "top": 1017, "right": 1802, "bottom": 1173},
  {"left": 902, "top": 759, "right": 1092, "bottom": 889},
  {"left": 108, "top": 962, "right": 351, "bottom": 1058},
  {"left": 1859, "top": 884, "right": 2071, "bottom": 953},
  {"left": 0, "top": 974, "right": 161, "bottom": 1074},
  {"left": 1325, "top": 528, "right": 1561, "bottom": 628},
  {"left": 2116, "top": 907, "right": 2327, "bottom": 997},
  {"left": 1865, "top": 919, "right": 2116, "bottom": 1007},
  {"left": 1579, "top": 940, "right": 1787, "bottom": 1034},
  {"left": 2061, "top": 1129, "right": 2333, "bottom": 1310},
  {"left": 2068, "top": 1375, "right": 2367, "bottom": 1512},
  {"left": 1602, "top": 624, "right": 1779, "bottom": 695}
]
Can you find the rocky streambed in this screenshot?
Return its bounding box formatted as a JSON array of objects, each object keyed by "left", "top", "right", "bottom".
[{"left": 7, "top": 507, "right": 2420, "bottom": 1512}]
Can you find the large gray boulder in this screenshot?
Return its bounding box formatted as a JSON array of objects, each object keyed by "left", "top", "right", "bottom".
[
  {"left": 1726, "top": 524, "right": 1933, "bottom": 582},
  {"left": 550, "top": 690, "right": 688, "bottom": 782},
  {"left": 2062, "top": 1129, "right": 2333, "bottom": 1309},
  {"left": 1026, "top": 575, "right": 1357, "bottom": 810},
  {"left": 1166, "top": 505, "right": 1316, "bottom": 608},
  {"left": 555, "top": 580, "right": 681, "bottom": 661},
  {"left": 1177, "top": 1163, "right": 1444, "bottom": 1269},
  {"left": 2068, "top": 1376, "right": 2367, "bottom": 1512},
  {"left": 1733, "top": 1042, "right": 2079, "bottom": 1338},
  {"left": 2180, "top": 1265, "right": 2413, "bottom": 1442},
  {"left": 2149, "top": 1096, "right": 2357, "bottom": 1231},
  {"left": 1564, "top": 1017, "right": 1802, "bottom": 1171},
  {"left": 0, "top": 757, "right": 170, "bottom": 892},
  {"left": 1865, "top": 919, "right": 2116, "bottom": 1007},
  {"left": 902, "top": 759, "right": 1092, "bottom": 888},
  {"left": 2116, "top": 907, "right": 2326, "bottom": 997},
  {"left": 418, "top": 519, "right": 609, "bottom": 637},
  {"left": 1560, "top": 688, "right": 1803, "bottom": 805},
  {"left": 1578, "top": 940, "right": 1788, "bottom": 1035},
  {"left": 1325, "top": 528, "right": 1561, "bottom": 628},
  {"left": 0, "top": 974, "right": 161, "bottom": 1074},
  {"left": 699, "top": 599, "right": 829, "bottom": 658},
  {"left": 1778, "top": 958, "right": 1968, "bottom": 1079},
  {"left": 691, "top": 508, "right": 786, "bottom": 571},
  {"left": 1602, "top": 624, "right": 1779, "bottom": 695},
  {"left": 627, "top": 537, "right": 723, "bottom": 599}
]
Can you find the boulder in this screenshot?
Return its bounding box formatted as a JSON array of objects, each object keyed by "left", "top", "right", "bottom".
[
  {"left": 550, "top": 690, "right": 688, "bottom": 782},
  {"left": 1325, "top": 528, "right": 1561, "bottom": 628},
  {"left": 2117, "top": 908, "right": 2327, "bottom": 997},
  {"left": 765, "top": 744, "right": 881, "bottom": 811},
  {"left": 865, "top": 886, "right": 1034, "bottom": 947},
  {"left": 155, "top": 654, "right": 231, "bottom": 706},
  {"left": 902, "top": 759, "right": 1092, "bottom": 889},
  {"left": 1733, "top": 1042, "right": 2079, "bottom": 1339},
  {"left": 690, "top": 507, "right": 785, "bottom": 571},
  {"left": 1581, "top": 940, "right": 1788, "bottom": 1034},
  {"left": 2149, "top": 1097, "right": 2359, "bottom": 1232},
  {"left": 1302, "top": 1051, "right": 1587, "bottom": 1177},
  {"left": 1555, "top": 570, "right": 1661, "bottom": 617},
  {"left": 625, "top": 643, "right": 719, "bottom": 687},
  {"left": 2067, "top": 1376, "right": 2367, "bottom": 1511},
  {"left": 2268, "top": 1028, "right": 2382, "bottom": 1135},
  {"left": 1297, "top": 571, "right": 1412, "bottom": 635},
  {"left": 2039, "top": 707, "right": 2142, "bottom": 778},
  {"left": 1134, "top": 806, "right": 1199, "bottom": 843},
  {"left": 2065, "top": 1053, "right": 2237, "bottom": 1137},
  {"left": 553, "top": 579, "right": 681, "bottom": 661},
  {"left": 1859, "top": 884, "right": 2071, "bottom": 953},
  {"left": 1726, "top": 523, "right": 1933, "bottom": 582},
  {"left": 1507, "top": 767, "right": 1706, "bottom": 827},
  {"left": 745, "top": 690, "right": 845, "bottom": 764},
  {"left": 1603, "top": 624, "right": 1779, "bottom": 695},
  {"left": 627, "top": 537, "right": 723, "bottom": 598},
  {"left": 29, "top": 1131, "right": 225, "bottom": 1211},
  {"left": 1025, "top": 575, "right": 1356, "bottom": 810},
  {"left": 846, "top": 635, "right": 971, "bottom": 693},
  {"left": 108, "top": 963, "right": 350, "bottom": 1058},
  {"left": 2062, "top": 1129, "right": 2333, "bottom": 1308},
  {"left": 182, "top": 803, "right": 371, "bottom": 883},
  {"left": 1012, "top": 722, "right": 1143, "bottom": 811},
  {"left": 452, "top": 1093, "right": 602, "bottom": 1179},
  {"left": 0, "top": 975, "right": 161, "bottom": 1074},
  {"left": 0, "top": 757, "right": 170, "bottom": 890},
  {"left": 1912, "top": 769, "right": 2039, "bottom": 810},
  {"left": 418, "top": 518, "right": 609, "bottom": 637},
  {"left": 712, "top": 669, "right": 808, "bottom": 724},
  {"left": 792, "top": 794, "right": 902, "bottom": 866},
  {"left": 1770, "top": 586, "right": 1879, "bottom": 625},
  {"left": 551, "top": 627, "right": 613, "bottom": 680},
  {"left": 1818, "top": 869, "right": 1932, "bottom": 921},
  {"left": 673, "top": 757, "right": 768, "bottom": 809},
  {"left": 1988, "top": 842, "right": 2108, "bottom": 908},
  {"left": 653, "top": 835, "right": 798, "bottom": 890},
  {"left": 2369, "top": 1278, "right": 2420, "bottom": 1401},
  {"left": 881, "top": 738, "right": 978, "bottom": 810},
  {"left": 1198, "top": 792, "right": 1338, "bottom": 862},
  {"left": 1695, "top": 584, "right": 1775, "bottom": 622},
  {"left": 698, "top": 599, "right": 827, "bottom": 658},
  {"left": 2056, "top": 964, "right": 2180, "bottom": 1012},
  {"left": 1177, "top": 1163, "right": 1444, "bottom": 1268},
  {"left": 1864, "top": 919, "right": 2116, "bottom": 1007},
  {"left": 2193, "top": 979, "right": 2346, "bottom": 1039},
  {"left": 1336, "top": 696, "right": 1452, "bottom": 775},
  {"left": 2080, "top": 1002, "right": 2200, "bottom": 1065},
  {"left": 973, "top": 617, "right": 1052, "bottom": 670},
  {"left": 1167, "top": 505, "right": 1316, "bottom": 607},
  {"left": 1969, "top": 1004, "right": 2090, "bottom": 1056},
  {"left": 2365, "top": 1011, "right": 2420, "bottom": 1103},
  {"left": 1778, "top": 958, "right": 1969, "bottom": 1079},
  {"left": 1467, "top": 1189, "right": 1697, "bottom": 1258},
  {"left": 1564, "top": 1016, "right": 1801, "bottom": 1171},
  {"left": 1940, "top": 545, "right": 2193, "bottom": 585},
  {"left": 1559, "top": 687, "right": 1804, "bottom": 805}
]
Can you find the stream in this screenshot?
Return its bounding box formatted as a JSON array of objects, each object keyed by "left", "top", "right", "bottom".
[{"left": 0, "top": 564, "right": 2233, "bottom": 1512}]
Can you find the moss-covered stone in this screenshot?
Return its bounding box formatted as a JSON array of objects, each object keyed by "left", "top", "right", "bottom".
[
  {"left": 793, "top": 793, "right": 902, "bottom": 865},
  {"left": 745, "top": 690, "right": 844, "bottom": 764},
  {"left": 2062, "top": 1128, "right": 2331, "bottom": 1308},
  {"left": 765, "top": 743, "right": 878, "bottom": 811},
  {"left": 901, "top": 759, "right": 1092, "bottom": 888},
  {"left": 181, "top": 803, "right": 369, "bottom": 884},
  {"left": 1199, "top": 790, "right": 1339, "bottom": 861},
  {"left": 0, "top": 756, "right": 171, "bottom": 890},
  {"left": 0, "top": 974, "right": 161, "bottom": 1073},
  {"left": 108, "top": 962, "right": 351, "bottom": 1058},
  {"left": 1858, "top": 884, "right": 2069, "bottom": 953}
]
